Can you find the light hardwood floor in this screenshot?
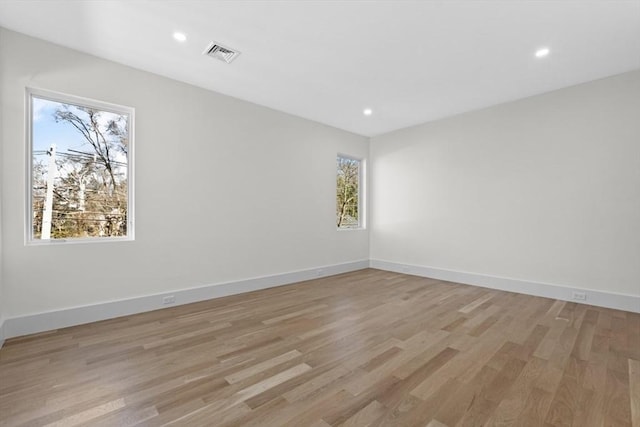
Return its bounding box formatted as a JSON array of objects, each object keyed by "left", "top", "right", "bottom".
[{"left": 0, "top": 269, "right": 638, "bottom": 426}]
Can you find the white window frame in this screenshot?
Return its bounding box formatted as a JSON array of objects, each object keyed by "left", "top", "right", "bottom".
[
  {"left": 336, "top": 153, "right": 366, "bottom": 231},
  {"left": 25, "top": 88, "right": 135, "bottom": 245}
]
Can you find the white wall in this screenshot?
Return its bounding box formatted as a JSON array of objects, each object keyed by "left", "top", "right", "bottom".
[
  {"left": 0, "top": 28, "right": 369, "bottom": 322},
  {"left": 0, "top": 29, "right": 5, "bottom": 346},
  {"left": 371, "top": 70, "right": 640, "bottom": 301},
  {"left": 2, "top": 28, "right": 638, "bottom": 339}
]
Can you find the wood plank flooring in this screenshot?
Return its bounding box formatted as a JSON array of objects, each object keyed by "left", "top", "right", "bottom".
[{"left": 0, "top": 269, "right": 638, "bottom": 426}]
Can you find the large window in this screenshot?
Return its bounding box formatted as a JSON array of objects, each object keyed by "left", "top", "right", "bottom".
[
  {"left": 27, "top": 89, "right": 134, "bottom": 243},
  {"left": 336, "top": 155, "right": 363, "bottom": 229}
]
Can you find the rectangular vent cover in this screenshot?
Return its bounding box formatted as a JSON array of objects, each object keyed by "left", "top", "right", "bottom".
[{"left": 204, "top": 42, "right": 240, "bottom": 63}]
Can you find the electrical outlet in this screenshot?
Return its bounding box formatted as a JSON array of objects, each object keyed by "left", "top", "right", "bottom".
[
  {"left": 162, "top": 295, "right": 176, "bottom": 305},
  {"left": 571, "top": 291, "right": 587, "bottom": 301}
]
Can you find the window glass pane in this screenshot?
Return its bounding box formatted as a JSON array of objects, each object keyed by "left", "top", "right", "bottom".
[
  {"left": 336, "top": 156, "right": 360, "bottom": 229},
  {"left": 30, "top": 94, "right": 132, "bottom": 241}
]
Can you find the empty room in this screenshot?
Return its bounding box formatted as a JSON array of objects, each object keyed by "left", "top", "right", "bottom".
[{"left": 0, "top": 1, "right": 639, "bottom": 426}]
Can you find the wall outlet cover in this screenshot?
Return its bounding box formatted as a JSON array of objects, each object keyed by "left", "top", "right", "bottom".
[{"left": 571, "top": 291, "right": 587, "bottom": 301}]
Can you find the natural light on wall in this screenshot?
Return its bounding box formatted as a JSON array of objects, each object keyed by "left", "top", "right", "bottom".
[{"left": 27, "top": 89, "right": 134, "bottom": 243}]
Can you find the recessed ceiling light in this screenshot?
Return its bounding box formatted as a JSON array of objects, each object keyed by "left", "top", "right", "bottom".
[
  {"left": 535, "top": 47, "right": 550, "bottom": 58},
  {"left": 173, "top": 32, "right": 187, "bottom": 42},
  {"left": 363, "top": 108, "right": 373, "bottom": 116}
]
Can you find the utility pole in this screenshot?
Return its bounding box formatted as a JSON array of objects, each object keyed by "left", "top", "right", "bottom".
[{"left": 41, "top": 144, "right": 56, "bottom": 239}]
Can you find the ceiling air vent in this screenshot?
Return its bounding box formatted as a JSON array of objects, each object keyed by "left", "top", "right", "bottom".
[{"left": 204, "top": 42, "right": 240, "bottom": 64}]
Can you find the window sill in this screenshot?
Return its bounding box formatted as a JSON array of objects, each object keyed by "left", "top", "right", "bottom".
[{"left": 26, "top": 236, "right": 134, "bottom": 246}]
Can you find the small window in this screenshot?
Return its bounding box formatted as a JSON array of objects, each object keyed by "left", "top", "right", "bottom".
[
  {"left": 27, "top": 89, "right": 134, "bottom": 243},
  {"left": 336, "top": 155, "right": 363, "bottom": 229}
]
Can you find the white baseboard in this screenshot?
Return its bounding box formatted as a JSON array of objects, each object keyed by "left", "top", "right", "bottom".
[
  {"left": 3, "top": 260, "right": 369, "bottom": 340},
  {"left": 370, "top": 259, "right": 640, "bottom": 313},
  {"left": 3, "top": 258, "right": 637, "bottom": 342},
  {"left": 0, "top": 317, "right": 5, "bottom": 349}
]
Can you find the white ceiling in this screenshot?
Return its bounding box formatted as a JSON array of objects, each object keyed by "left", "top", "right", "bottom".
[{"left": 1, "top": 1, "right": 639, "bottom": 137}]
